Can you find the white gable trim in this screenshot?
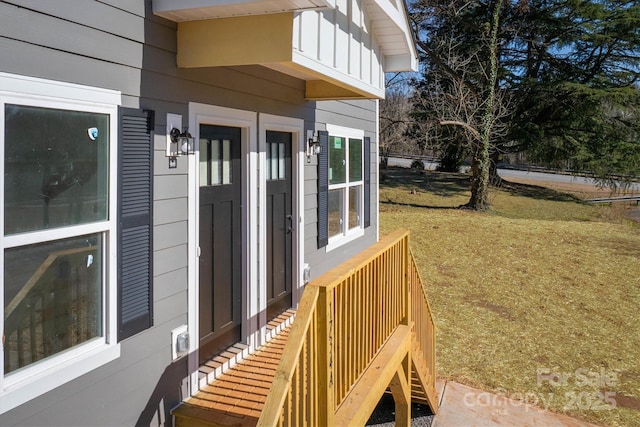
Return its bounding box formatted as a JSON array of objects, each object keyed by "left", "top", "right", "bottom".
[{"left": 366, "top": 0, "right": 418, "bottom": 71}]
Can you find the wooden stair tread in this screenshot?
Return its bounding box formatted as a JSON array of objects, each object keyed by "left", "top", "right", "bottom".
[
  {"left": 173, "top": 403, "right": 257, "bottom": 427},
  {"left": 174, "top": 328, "right": 290, "bottom": 427}
]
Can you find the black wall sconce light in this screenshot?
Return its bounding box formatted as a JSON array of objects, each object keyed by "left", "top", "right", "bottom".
[
  {"left": 306, "top": 130, "right": 322, "bottom": 163},
  {"left": 166, "top": 113, "right": 195, "bottom": 169},
  {"left": 169, "top": 127, "right": 195, "bottom": 156}
]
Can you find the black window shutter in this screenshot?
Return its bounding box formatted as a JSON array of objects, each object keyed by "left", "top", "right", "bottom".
[
  {"left": 118, "top": 107, "right": 154, "bottom": 341},
  {"left": 317, "top": 130, "right": 329, "bottom": 248},
  {"left": 364, "top": 136, "right": 371, "bottom": 228}
]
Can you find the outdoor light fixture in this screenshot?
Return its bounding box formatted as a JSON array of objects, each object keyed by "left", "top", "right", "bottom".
[
  {"left": 306, "top": 129, "right": 322, "bottom": 163},
  {"left": 165, "top": 113, "right": 195, "bottom": 169},
  {"left": 169, "top": 127, "right": 195, "bottom": 156}
]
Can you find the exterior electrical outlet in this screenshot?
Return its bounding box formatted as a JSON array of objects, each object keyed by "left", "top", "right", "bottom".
[{"left": 171, "top": 325, "right": 189, "bottom": 361}]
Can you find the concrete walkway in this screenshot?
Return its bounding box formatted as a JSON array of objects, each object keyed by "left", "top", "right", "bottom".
[{"left": 432, "top": 380, "right": 601, "bottom": 427}]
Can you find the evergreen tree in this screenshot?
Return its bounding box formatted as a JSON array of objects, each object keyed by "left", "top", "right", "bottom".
[{"left": 409, "top": 0, "right": 640, "bottom": 206}]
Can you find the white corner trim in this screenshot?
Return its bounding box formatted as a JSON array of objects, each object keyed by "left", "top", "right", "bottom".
[{"left": 375, "top": 100, "right": 380, "bottom": 243}]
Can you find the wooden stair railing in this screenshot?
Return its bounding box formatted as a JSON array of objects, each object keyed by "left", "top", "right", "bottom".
[
  {"left": 3, "top": 246, "right": 100, "bottom": 374},
  {"left": 409, "top": 249, "right": 438, "bottom": 411},
  {"left": 258, "top": 229, "right": 437, "bottom": 426}
]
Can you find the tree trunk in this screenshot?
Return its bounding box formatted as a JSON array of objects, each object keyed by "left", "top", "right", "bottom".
[
  {"left": 464, "top": 0, "right": 502, "bottom": 211},
  {"left": 467, "top": 150, "right": 490, "bottom": 210}
]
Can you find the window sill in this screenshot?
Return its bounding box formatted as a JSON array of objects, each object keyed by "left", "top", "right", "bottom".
[
  {"left": 325, "top": 227, "right": 365, "bottom": 252},
  {"left": 0, "top": 343, "right": 120, "bottom": 414}
]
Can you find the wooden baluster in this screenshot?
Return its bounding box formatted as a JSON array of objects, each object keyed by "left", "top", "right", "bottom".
[
  {"left": 317, "top": 286, "right": 335, "bottom": 426},
  {"left": 404, "top": 235, "right": 410, "bottom": 328},
  {"left": 309, "top": 313, "right": 315, "bottom": 425}
]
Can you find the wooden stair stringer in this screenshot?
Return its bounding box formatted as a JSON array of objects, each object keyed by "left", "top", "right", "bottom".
[
  {"left": 334, "top": 325, "right": 412, "bottom": 427},
  {"left": 410, "top": 334, "right": 438, "bottom": 414}
]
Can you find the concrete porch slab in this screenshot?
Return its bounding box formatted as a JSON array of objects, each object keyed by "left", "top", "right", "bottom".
[{"left": 433, "top": 380, "right": 600, "bottom": 427}]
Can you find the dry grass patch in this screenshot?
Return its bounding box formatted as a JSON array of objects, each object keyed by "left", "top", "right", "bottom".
[{"left": 379, "top": 168, "right": 640, "bottom": 426}]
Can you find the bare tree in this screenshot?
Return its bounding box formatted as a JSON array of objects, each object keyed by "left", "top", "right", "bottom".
[
  {"left": 410, "top": 0, "right": 510, "bottom": 210},
  {"left": 379, "top": 73, "right": 420, "bottom": 168}
]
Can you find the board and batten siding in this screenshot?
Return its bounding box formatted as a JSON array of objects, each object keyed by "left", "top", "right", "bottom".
[
  {"left": 293, "top": 0, "right": 385, "bottom": 96},
  {"left": 0, "top": 0, "right": 378, "bottom": 425}
]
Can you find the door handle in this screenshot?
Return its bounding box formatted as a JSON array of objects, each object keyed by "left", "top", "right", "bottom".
[{"left": 286, "top": 214, "right": 294, "bottom": 234}]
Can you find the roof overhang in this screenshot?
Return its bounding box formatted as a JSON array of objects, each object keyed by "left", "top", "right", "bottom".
[
  {"left": 366, "top": 0, "right": 418, "bottom": 72},
  {"left": 153, "top": 0, "right": 418, "bottom": 100},
  {"left": 153, "top": 0, "right": 335, "bottom": 21}
]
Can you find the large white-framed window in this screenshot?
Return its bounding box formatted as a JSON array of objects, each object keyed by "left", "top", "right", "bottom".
[
  {"left": 0, "top": 73, "right": 120, "bottom": 414},
  {"left": 326, "top": 124, "right": 364, "bottom": 251}
]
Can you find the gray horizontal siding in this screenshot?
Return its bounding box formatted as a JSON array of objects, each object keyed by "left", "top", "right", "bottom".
[
  {"left": 0, "top": 5, "right": 308, "bottom": 109},
  {"left": 155, "top": 175, "right": 188, "bottom": 201},
  {"left": 2, "top": 1, "right": 147, "bottom": 42},
  {"left": 0, "top": 0, "right": 379, "bottom": 425},
  {"left": 154, "top": 222, "right": 188, "bottom": 251},
  {"left": 316, "top": 100, "right": 378, "bottom": 128},
  {"left": 153, "top": 290, "right": 188, "bottom": 325},
  {"left": 0, "top": 2, "right": 145, "bottom": 68},
  {"left": 3, "top": 340, "right": 187, "bottom": 426},
  {"left": 99, "top": 0, "right": 148, "bottom": 17},
  {"left": 154, "top": 150, "right": 188, "bottom": 176},
  {"left": 154, "top": 244, "right": 187, "bottom": 277},
  {"left": 0, "top": 2, "right": 199, "bottom": 422},
  {"left": 305, "top": 194, "right": 318, "bottom": 210},
  {"left": 154, "top": 198, "right": 188, "bottom": 226},
  {"left": 0, "top": 37, "right": 142, "bottom": 95},
  {"left": 154, "top": 267, "right": 188, "bottom": 302}
]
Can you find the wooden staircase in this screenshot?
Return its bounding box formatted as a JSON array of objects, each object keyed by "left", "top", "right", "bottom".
[{"left": 173, "top": 230, "right": 437, "bottom": 427}]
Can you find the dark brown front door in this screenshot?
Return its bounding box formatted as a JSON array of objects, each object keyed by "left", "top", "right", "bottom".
[
  {"left": 198, "top": 124, "right": 242, "bottom": 364},
  {"left": 266, "top": 131, "right": 292, "bottom": 320}
]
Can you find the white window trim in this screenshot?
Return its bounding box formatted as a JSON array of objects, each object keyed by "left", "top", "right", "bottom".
[
  {"left": 0, "top": 73, "right": 121, "bottom": 414},
  {"left": 325, "top": 124, "right": 365, "bottom": 252}
]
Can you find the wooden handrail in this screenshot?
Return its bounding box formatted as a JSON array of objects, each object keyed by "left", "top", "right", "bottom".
[
  {"left": 409, "top": 250, "right": 438, "bottom": 411},
  {"left": 259, "top": 229, "right": 437, "bottom": 426},
  {"left": 259, "top": 285, "right": 320, "bottom": 424}
]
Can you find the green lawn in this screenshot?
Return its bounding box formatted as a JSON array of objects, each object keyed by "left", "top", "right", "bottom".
[{"left": 379, "top": 167, "right": 640, "bottom": 427}]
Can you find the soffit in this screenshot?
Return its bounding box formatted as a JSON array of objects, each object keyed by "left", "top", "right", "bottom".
[
  {"left": 365, "top": 0, "right": 418, "bottom": 71},
  {"left": 153, "top": 0, "right": 335, "bottom": 21}
]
